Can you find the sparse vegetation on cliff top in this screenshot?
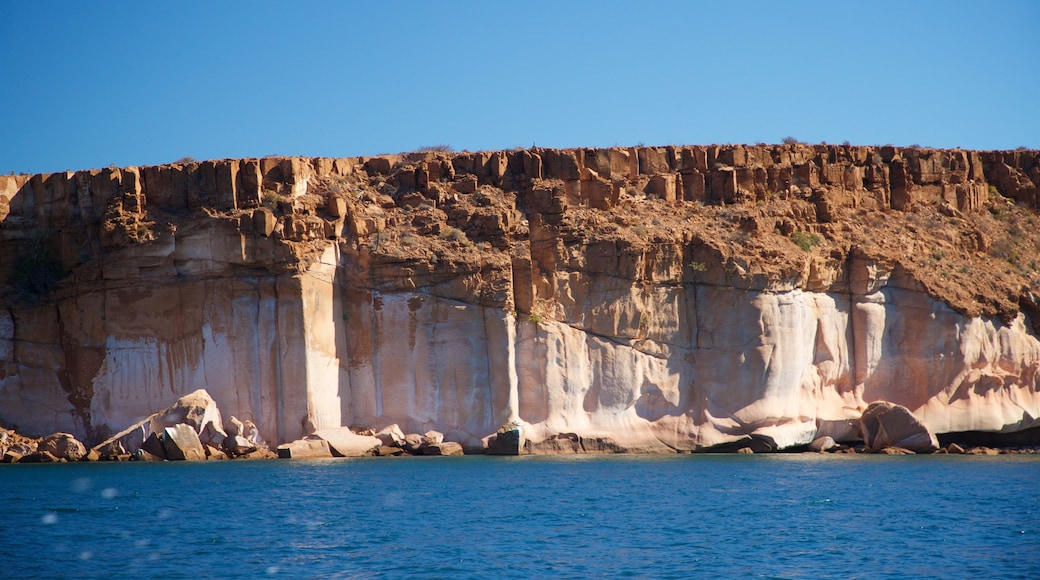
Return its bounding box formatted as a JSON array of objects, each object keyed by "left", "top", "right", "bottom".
[{"left": 2, "top": 143, "right": 1038, "bottom": 323}]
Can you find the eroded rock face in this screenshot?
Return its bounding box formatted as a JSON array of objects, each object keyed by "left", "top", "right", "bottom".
[
  {"left": 162, "top": 424, "right": 207, "bottom": 461},
  {"left": 1, "top": 146, "right": 1038, "bottom": 453},
  {"left": 859, "top": 401, "right": 939, "bottom": 453},
  {"left": 312, "top": 427, "right": 380, "bottom": 457},
  {"left": 223, "top": 435, "right": 256, "bottom": 457},
  {"left": 90, "top": 389, "right": 227, "bottom": 455},
  {"left": 808, "top": 436, "right": 837, "bottom": 452},
  {"left": 487, "top": 421, "right": 525, "bottom": 455},
  {"left": 422, "top": 442, "right": 464, "bottom": 456},
  {"left": 276, "top": 438, "right": 333, "bottom": 459},
  {"left": 38, "top": 432, "right": 87, "bottom": 462}
]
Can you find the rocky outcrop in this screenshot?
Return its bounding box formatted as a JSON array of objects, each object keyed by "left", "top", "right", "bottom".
[
  {"left": 38, "top": 432, "right": 87, "bottom": 461},
  {"left": 312, "top": 427, "right": 380, "bottom": 457},
  {"left": 161, "top": 424, "right": 207, "bottom": 461},
  {"left": 276, "top": 438, "right": 333, "bottom": 459},
  {"left": 487, "top": 421, "right": 525, "bottom": 455},
  {"left": 78, "top": 389, "right": 272, "bottom": 461},
  {"left": 1, "top": 144, "right": 1038, "bottom": 454},
  {"left": 858, "top": 401, "right": 939, "bottom": 453},
  {"left": 422, "top": 441, "right": 464, "bottom": 456},
  {"left": 0, "top": 428, "right": 90, "bottom": 462},
  {"left": 808, "top": 436, "right": 837, "bottom": 452},
  {"left": 91, "top": 389, "right": 225, "bottom": 455}
]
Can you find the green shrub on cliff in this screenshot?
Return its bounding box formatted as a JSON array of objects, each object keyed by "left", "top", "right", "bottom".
[{"left": 791, "top": 231, "right": 820, "bottom": 252}]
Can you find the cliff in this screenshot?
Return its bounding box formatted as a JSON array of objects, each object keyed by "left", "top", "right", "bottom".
[{"left": 1, "top": 143, "right": 1038, "bottom": 452}]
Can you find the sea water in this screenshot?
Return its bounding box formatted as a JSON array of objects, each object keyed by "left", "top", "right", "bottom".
[{"left": 2, "top": 454, "right": 1038, "bottom": 579}]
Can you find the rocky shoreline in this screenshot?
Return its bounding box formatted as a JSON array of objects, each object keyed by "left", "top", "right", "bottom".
[{"left": 3, "top": 389, "right": 1037, "bottom": 463}]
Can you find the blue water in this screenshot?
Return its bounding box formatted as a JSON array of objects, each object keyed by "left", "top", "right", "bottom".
[{"left": 2, "top": 454, "right": 1038, "bottom": 579}]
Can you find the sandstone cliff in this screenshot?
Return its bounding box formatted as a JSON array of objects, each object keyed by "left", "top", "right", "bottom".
[{"left": 1, "top": 143, "right": 1038, "bottom": 452}]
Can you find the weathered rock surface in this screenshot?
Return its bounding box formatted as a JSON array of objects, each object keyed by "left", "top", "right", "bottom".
[
  {"left": 487, "top": 421, "right": 525, "bottom": 455},
  {"left": 21, "top": 451, "right": 60, "bottom": 463},
  {"left": 965, "top": 446, "right": 1001, "bottom": 455},
  {"left": 877, "top": 446, "right": 915, "bottom": 455},
  {"left": 374, "top": 424, "right": 405, "bottom": 447},
  {"left": 401, "top": 433, "right": 424, "bottom": 454},
  {"left": 376, "top": 445, "right": 405, "bottom": 456},
  {"left": 312, "top": 427, "right": 380, "bottom": 457},
  {"left": 422, "top": 441, "right": 465, "bottom": 456},
  {"left": 38, "top": 432, "right": 87, "bottom": 461},
  {"left": 859, "top": 401, "right": 940, "bottom": 453},
  {"left": 162, "top": 424, "right": 207, "bottom": 461},
  {"left": 223, "top": 435, "right": 257, "bottom": 457},
  {"left": 224, "top": 416, "right": 245, "bottom": 438},
  {"left": 87, "top": 389, "right": 227, "bottom": 457},
  {"left": 1, "top": 144, "right": 1038, "bottom": 454},
  {"left": 421, "top": 430, "right": 444, "bottom": 447},
  {"left": 276, "top": 438, "right": 334, "bottom": 459},
  {"left": 808, "top": 436, "right": 837, "bottom": 452}
]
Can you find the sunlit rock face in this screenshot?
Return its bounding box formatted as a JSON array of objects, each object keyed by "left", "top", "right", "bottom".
[
  {"left": 1, "top": 145, "right": 1038, "bottom": 451},
  {"left": 334, "top": 284, "right": 1040, "bottom": 455}
]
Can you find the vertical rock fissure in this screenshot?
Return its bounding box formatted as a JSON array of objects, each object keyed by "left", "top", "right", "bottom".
[
  {"left": 481, "top": 306, "right": 495, "bottom": 428},
  {"left": 846, "top": 287, "right": 859, "bottom": 403},
  {"left": 55, "top": 302, "right": 90, "bottom": 441},
  {"left": 252, "top": 280, "right": 264, "bottom": 432},
  {"left": 273, "top": 278, "right": 284, "bottom": 443},
  {"left": 372, "top": 291, "right": 383, "bottom": 418}
]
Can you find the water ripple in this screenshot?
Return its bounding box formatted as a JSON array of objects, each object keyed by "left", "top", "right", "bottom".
[{"left": 2, "top": 455, "right": 1039, "bottom": 578}]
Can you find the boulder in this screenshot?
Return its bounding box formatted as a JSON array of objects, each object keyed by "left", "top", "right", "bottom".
[
  {"left": 253, "top": 208, "right": 276, "bottom": 236},
  {"left": 199, "top": 421, "right": 227, "bottom": 447},
  {"left": 376, "top": 445, "right": 405, "bottom": 456},
  {"left": 422, "top": 442, "right": 464, "bottom": 456},
  {"left": 38, "top": 433, "right": 87, "bottom": 461},
  {"left": 858, "top": 401, "right": 939, "bottom": 453},
  {"left": 158, "top": 390, "right": 225, "bottom": 440},
  {"left": 422, "top": 430, "right": 444, "bottom": 446},
  {"left": 808, "top": 436, "right": 837, "bottom": 452},
  {"left": 402, "top": 433, "right": 424, "bottom": 454},
  {"left": 21, "top": 451, "right": 60, "bottom": 463},
  {"left": 326, "top": 196, "right": 346, "bottom": 218},
  {"left": 487, "top": 421, "right": 525, "bottom": 456},
  {"left": 95, "top": 440, "right": 126, "bottom": 460},
  {"left": 2, "top": 450, "right": 23, "bottom": 463},
  {"left": 223, "top": 435, "right": 257, "bottom": 457},
  {"left": 375, "top": 424, "right": 405, "bottom": 447},
  {"left": 162, "top": 424, "right": 207, "bottom": 461},
  {"left": 135, "top": 448, "right": 164, "bottom": 461},
  {"left": 224, "top": 416, "right": 245, "bottom": 438},
  {"left": 966, "top": 446, "right": 1000, "bottom": 455},
  {"left": 877, "top": 446, "right": 915, "bottom": 455},
  {"left": 242, "top": 420, "right": 261, "bottom": 444},
  {"left": 91, "top": 388, "right": 226, "bottom": 458},
  {"left": 204, "top": 444, "right": 227, "bottom": 459},
  {"left": 276, "top": 438, "right": 333, "bottom": 459},
  {"left": 943, "top": 443, "right": 966, "bottom": 454},
  {"left": 140, "top": 432, "right": 167, "bottom": 459},
  {"left": 313, "top": 428, "right": 380, "bottom": 457}
]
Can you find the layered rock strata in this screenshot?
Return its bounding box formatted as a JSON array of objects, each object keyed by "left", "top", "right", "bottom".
[{"left": 1, "top": 144, "right": 1038, "bottom": 453}]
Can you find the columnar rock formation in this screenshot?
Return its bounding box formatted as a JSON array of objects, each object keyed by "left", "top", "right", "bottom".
[{"left": 1, "top": 144, "right": 1038, "bottom": 452}]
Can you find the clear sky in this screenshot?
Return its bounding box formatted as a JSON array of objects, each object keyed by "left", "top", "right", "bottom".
[{"left": 1, "top": 1, "right": 1037, "bottom": 175}]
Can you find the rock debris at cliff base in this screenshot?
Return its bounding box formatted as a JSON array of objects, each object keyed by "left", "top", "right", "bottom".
[{"left": 1, "top": 143, "right": 1038, "bottom": 454}]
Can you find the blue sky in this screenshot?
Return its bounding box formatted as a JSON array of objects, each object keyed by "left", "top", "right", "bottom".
[{"left": 1, "top": 1, "right": 1037, "bottom": 175}]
